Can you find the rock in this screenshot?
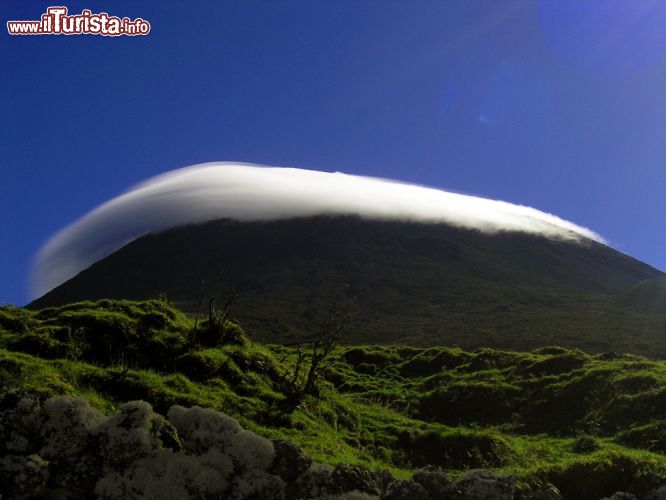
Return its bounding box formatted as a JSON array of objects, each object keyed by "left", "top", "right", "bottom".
[
  {"left": 601, "top": 493, "right": 637, "bottom": 500},
  {"left": 291, "top": 463, "right": 335, "bottom": 498},
  {"left": 39, "top": 396, "right": 105, "bottom": 494},
  {"left": 271, "top": 439, "right": 313, "bottom": 481},
  {"left": 647, "top": 486, "right": 666, "bottom": 500},
  {"left": 382, "top": 480, "right": 430, "bottom": 500},
  {"left": 451, "top": 469, "right": 515, "bottom": 500},
  {"left": 520, "top": 484, "right": 562, "bottom": 500},
  {"left": 413, "top": 466, "right": 452, "bottom": 498},
  {"left": 95, "top": 450, "right": 231, "bottom": 500},
  {"left": 228, "top": 470, "right": 286, "bottom": 499},
  {"left": 0, "top": 453, "right": 49, "bottom": 498},
  {"left": 98, "top": 400, "right": 167, "bottom": 468},
  {"left": 318, "top": 492, "right": 379, "bottom": 500},
  {"left": 0, "top": 396, "right": 42, "bottom": 455},
  {"left": 288, "top": 462, "right": 390, "bottom": 498},
  {"left": 0, "top": 394, "right": 528, "bottom": 500},
  {"left": 325, "top": 464, "right": 388, "bottom": 496},
  {"left": 167, "top": 404, "right": 275, "bottom": 472}
]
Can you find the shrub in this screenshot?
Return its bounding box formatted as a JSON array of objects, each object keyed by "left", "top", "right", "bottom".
[
  {"left": 343, "top": 347, "right": 398, "bottom": 368},
  {"left": 603, "top": 388, "right": 666, "bottom": 432},
  {"left": 198, "top": 321, "right": 248, "bottom": 348},
  {"left": 229, "top": 349, "right": 278, "bottom": 379},
  {"left": 53, "top": 310, "right": 138, "bottom": 365},
  {"left": 355, "top": 363, "right": 377, "bottom": 375},
  {"left": 572, "top": 435, "right": 601, "bottom": 454},
  {"left": 222, "top": 323, "right": 248, "bottom": 346},
  {"left": 532, "top": 346, "right": 572, "bottom": 356},
  {"left": 397, "top": 429, "right": 512, "bottom": 469},
  {"left": 11, "top": 330, "right": 75, "bottom": 360},
  {"left": 176, "top": 350, "right": 226, "bottom": 381},
  {"left": 0, "top": 307, "right": 35, "bottom": 333},
  {"left": 398, "top": 347, "right": 468, "bottom": 377},
  {"left": 518, "top": 351, "right": 588, "bottom": 377},
  {"left": 616, "top": 421, "right": 666, "bottom": 453},
  {"left": 10, "top": 301, "right": 192, "bottom": 371},
  {"left": 522, "top": 370, "right": 613, "bottom": 434},
  {"left": 136, "top": 329, "right": 188, "bottom": 371},
  {"left": 464, "top": 349, "right": 522, "bottom": 372},
  {"left": 543, "top": 451, "right": 662, "bottom": 500},
  {"left": 176, "top": 350, "right": 243, "bottom": 384},
  {"left": 614, "top": 374, "right": 659, "bottom": 394},
  {"left": 419, "top": 381, "right": 521, "bottom": 425},
  {"left": 136, "top": 311, "right": 171, "bottom": 334}
]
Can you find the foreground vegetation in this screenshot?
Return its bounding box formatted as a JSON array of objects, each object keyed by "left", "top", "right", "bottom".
[{"left": 3, "top": 299, "right": 666, "bottom": 498}]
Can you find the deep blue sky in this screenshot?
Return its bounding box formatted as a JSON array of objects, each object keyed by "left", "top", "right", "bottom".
[{"left": 3, "top": 1, "right": 666, "bottom": 305}]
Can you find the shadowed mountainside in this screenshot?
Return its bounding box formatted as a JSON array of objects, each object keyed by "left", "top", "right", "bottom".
[{"left": 30, "top": 216, "right": 666, "bottom": 355}]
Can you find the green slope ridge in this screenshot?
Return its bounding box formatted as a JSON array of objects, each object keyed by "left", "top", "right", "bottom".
[
  {"left": 5, "top": 300, "right": 666, "bottom": 498},
  {"left": 30, "top": 217, "right": 666, "bottom": 356}
]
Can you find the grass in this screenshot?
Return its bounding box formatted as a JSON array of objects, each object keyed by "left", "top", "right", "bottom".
[{"left": 4, "top": 299, "right": 666, "bottom": 497}]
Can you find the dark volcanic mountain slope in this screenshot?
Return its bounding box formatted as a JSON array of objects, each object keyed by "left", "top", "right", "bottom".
[{"left": 30, "top": 216, "right": 666, "bottom": 355}]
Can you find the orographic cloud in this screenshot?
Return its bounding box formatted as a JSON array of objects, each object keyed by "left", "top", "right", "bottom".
[{"left": 31, "top": 162, "right": 603, "bottom": 298}]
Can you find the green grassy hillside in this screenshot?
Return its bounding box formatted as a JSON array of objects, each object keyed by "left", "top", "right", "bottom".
[
  {"left": 30, "top": 217, "right": 666, "bottom": 357},
  {"left": 5, "top": 300, "right": 666, "bottom": 498}
]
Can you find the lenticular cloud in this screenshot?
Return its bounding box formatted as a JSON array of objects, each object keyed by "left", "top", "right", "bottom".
[{"left": 31, "top": 162, "right": 603, "bottom": 298}]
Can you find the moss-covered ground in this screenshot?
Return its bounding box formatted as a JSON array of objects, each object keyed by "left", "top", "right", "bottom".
[{"left": 3, "top": 299, "right": 666, "bottom": 498}]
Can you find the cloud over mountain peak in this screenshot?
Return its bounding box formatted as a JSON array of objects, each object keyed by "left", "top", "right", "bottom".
[{"left": 31, "top": 162, "right": 602, "bottom": 297}]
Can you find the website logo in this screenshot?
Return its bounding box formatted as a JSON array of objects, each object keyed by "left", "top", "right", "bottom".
[{"left": 7, "top": 6, "right": 151, "bottom": 37}]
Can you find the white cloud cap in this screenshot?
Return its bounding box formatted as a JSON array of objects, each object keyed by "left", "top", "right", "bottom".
[{"left": 31, "top": 162, "right": 603, "bottom": 298}]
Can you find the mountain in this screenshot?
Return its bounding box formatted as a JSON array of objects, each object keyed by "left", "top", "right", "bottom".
[{"left": 30, "top": 216, "right": 666, "bottom": 355}]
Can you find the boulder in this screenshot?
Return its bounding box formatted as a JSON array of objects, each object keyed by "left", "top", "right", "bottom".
[
  {"left": 382, "top": 480, "right": 431, "bottom": 500},
  {"left": 451, "top": 469, "right": 515, "bottom": 500},
  {"left": 271, "top": 439, "right": 313, "bottom": 481},
  {"left": 413, "top": 466, "right": 452, "bottom": 498}
]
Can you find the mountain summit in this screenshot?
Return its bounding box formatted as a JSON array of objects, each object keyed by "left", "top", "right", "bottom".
[
  {"left": 31, "top": 163, "right": 601, "bottom": 297},
  {"left": 30, "top": 216, "right": 666, "bottom": 356}
]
